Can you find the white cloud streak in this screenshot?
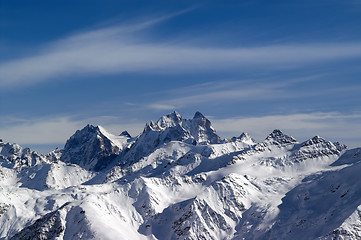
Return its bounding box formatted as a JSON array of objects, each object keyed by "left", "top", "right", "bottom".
[
  {"left": 143, "top": 75, "right": 335, "bottom": 109},
  {"left": 1, "top": 16, "right": 361, "bottom": 87},
  {"left": 141, "top": 80, "right": 280, "bottom": 110},
  {"left": 146, "top": 103, "right": 176, "bottom": 110}
]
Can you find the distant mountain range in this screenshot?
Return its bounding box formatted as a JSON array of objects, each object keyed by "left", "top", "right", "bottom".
[{"left": 1, "top": 111, "right": 360, "bottom": 239}]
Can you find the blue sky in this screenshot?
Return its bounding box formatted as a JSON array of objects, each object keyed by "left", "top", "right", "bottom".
[{"left": 1, "top": 0, "right": 361, "bottom": 153}]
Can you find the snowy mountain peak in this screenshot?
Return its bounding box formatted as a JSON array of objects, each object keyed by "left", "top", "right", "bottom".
[
  {"left": 144, "top": 121, "right": 158, "bottom": 132},
  {"left": 184, "top": 112, "right": 221, "bottom": 145},
  {"left": 0, "top": 141, "right": 46, "bottom": 167},
  {"left": 193, "top": 111, "right": 205, "bottom": 119},
  {"left": 302, "top": 135, "right": 347, "bottom": 152},
  {"left": 311, "top": 135, "right": 324, "bottom": 142},
  {"left": 141, "top": 111, "right": 220, "bottom": 144},
  {"left": 60, "top": 124, "right": 123, "bottom": 171},
  {"left": 265, "top": 129, "right": 297, "bottom": 145},
  {"left": 239, "top": 132, "right": 252, "bottom": 141},
  {"left": 302, "top": 135, "right": 327, "bottom": 146},
  {"left": 156, "top": 111, "right": 183, "bottom": 129},
  {"left": 0, "top": 142, "right": 22, "bottom": 157},
  {"left": 144, "top": 111, "right": 182, "bottom": 132},
  {"left": 115, "top": 112, "right": 221, "bottom": 167},
  {"left": 231, "top": 133, "right": 256, "bottom": 145}
]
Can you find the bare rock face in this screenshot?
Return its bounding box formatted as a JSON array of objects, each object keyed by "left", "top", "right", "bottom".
[
  {"left": 10, "top": 205, "right": 66, "bottom": 240},
  {"left": 10, "top": 203, "right": 93, "bottom": 240},
  {"left": 290, "top": 136, "right": 347, "bottom": 164},
  {"left": 60, "top": 125, "right": 121, "bottom": 171},
  {"left": 264, "top": 129, "right": 297, "bottom": 146}
]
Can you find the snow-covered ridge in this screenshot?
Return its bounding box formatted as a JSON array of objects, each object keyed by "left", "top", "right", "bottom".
[{"left": 0, "top": 111, "right": 360, "bottom": 240}]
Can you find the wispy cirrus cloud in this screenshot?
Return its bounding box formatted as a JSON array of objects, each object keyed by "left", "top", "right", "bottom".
[
  {"left": 146, "top": 103, "right": 177, "bottom": 110},
  {"left": 143, "top": 74, "right": 361, "bottom": 110},
  {"left": 137, "top": 79, "right": 283, "bottom": 110},
  {"left": 1, "top": 14, "right": 361, "bottom": 87}
]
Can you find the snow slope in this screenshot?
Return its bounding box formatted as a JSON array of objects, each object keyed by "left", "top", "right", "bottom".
[{"left": 0, "top": 111, "right": 359, "bottom": 240}]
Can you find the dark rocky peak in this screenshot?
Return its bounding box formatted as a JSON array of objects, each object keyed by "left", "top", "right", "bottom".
[
  {"left": 74, "top": 124, "right": 99, "bottom": 138},
  {"left": 193, "top": 111, "right": 205, "bottom": 119},
  {"left": 60, "top": 124, "right": 120, "bottom": 171},
  {"left": 265, "top": 129, "right": 297, "bottom": 146},
  {"left": 61, "top": 124, "right": 102, "bottom": 149},
  {"left": 119, "top": 131, "right": 132, "bottom": 138},
  {"left": 302, "top": 136, "right": 326, "bottom": 146}
]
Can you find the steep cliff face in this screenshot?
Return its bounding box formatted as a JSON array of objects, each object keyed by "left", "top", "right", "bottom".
[{"left": 60, "top": 124, "right": 132, "bottom": 171}]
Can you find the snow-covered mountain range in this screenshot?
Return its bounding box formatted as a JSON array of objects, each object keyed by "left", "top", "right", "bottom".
[{"left": 0, "top": 111, "right": 360, "bottom": 239}]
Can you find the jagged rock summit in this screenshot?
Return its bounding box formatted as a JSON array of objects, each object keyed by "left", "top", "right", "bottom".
[
  {"left": 144, "top": 111, "right": 221, "bottom": 145},
  {"left": 186, "top": 111, "right": 222, "bottom": 145},
  {"left": 1, "top": 111, "right": 360, "bottom": 240},
  {"left": 0, "top": 140, "right": 47, "bottom": 168},
  {"left": 231, "top": 132, "right": 255, "bottom": 145},
  {"left": 119, "top": 130, "right": 132, "bottom": 138},
  {"left": 60, "top": 124, "right": 132, "bottom": 171},
  {"left": 265, "top": 129, "right": 297, "bottom": 145},
  {"left": 117, "top": 111, "right": 221, "bottom": 166}
]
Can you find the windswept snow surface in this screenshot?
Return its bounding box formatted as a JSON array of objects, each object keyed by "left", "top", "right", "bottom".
[{"left": 0, "top": 112, "right": 359, "bottom": 240}]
